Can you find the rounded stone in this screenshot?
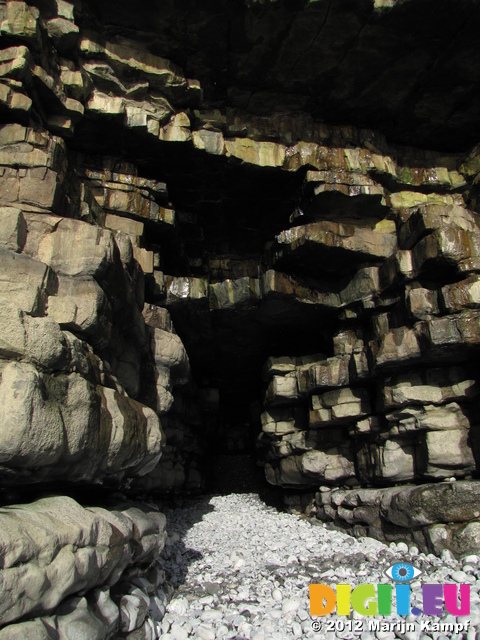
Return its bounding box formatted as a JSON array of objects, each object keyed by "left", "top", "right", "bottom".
[
  {"left": 195, "top": 625, "right": 216, "bottom": 640},
  {"left": 451, "top": 570, "right": 468, "bottom": 582},
  {"left": 272, "top": 589, "right": 282, "bottom": 602},
  {"left": 170, "top": 623, "right": 189, "bottom": 640},
  {"left": 396, "top": 542, "right": 409, "bottom": 554},
  {"left": 281, "top": 597, "right": 301, "bottom": 614}
]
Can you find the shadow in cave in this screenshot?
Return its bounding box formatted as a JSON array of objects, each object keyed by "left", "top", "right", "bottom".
[{"left": 156, "top": 495, "right": 215, "bottom": 590}]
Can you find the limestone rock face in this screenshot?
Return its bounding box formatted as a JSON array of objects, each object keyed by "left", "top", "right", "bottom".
[{"left": 1, "top": 0, "right": 480, "bottom": 630}]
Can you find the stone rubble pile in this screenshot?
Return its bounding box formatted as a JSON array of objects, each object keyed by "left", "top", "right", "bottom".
[{"left": 160, "top": 493, "right": 480, "bottom": 640}]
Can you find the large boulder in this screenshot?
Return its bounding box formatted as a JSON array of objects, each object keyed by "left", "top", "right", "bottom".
[
  {"left": 382, "top": 481, "right": 480, "bottom": 528},
  {"left": 0, "top": 361, "right": 164, "bottom": 484},
  {"left": 0, "top": 496, "right": 166, "bottom": 629}
]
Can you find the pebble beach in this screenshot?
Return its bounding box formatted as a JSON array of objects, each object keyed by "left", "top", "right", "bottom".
[{"left": 157, "top": 494, "right": 480, "bottom": 640}]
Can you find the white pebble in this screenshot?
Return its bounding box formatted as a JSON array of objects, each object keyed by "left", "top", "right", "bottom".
[
  {"left": 195, "top": 625, "right": 216, "bottom": 640},
  {"left": 282, "top": 597, "right": 301, "bottom": 614},
  {"left": 169, "top": 599, "right": 188, "bottom": 616},
  {"left": 442, "top": 549, "right": 456, "bottom": 563},
  {"left": 462, "top": 563, "right": 476, "bottom": 573},
  {"left": 272, "top": 588, "right": 282, "bottom": 602},
  {"left": 170, "top": 623, "right": 189, "bottom": 640},
  {"left": 297, "top": 608, "right": 309, "bottom": 621},
  {"left": 200, "top": 610, "right": 223, "bottom": 622},
  {"left": 157, "top": 495, "right": 479, "bottom": 640},
  {"left": 451, "top": 570, "right": 468, "bottom": 582}
]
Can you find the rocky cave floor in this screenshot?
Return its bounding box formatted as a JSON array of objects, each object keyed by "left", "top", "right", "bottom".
[{"left": 154, "top": 484, "right": 480, "bottom": 640}]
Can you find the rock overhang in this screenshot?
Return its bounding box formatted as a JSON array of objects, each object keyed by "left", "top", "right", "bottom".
[{"left": 72, "top": 0, "right": 480, "bottom": 151}]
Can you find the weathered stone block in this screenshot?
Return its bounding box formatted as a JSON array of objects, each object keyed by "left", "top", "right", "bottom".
[
  {"left": 87, "top": 90, "right": 125, "bottom": 116},
  {"left": 339, "top": 267, "right": 381, "bottom": 306},
  {"left": 413, "top": 227, "right": 480, "bottom": 274},
  {"left": 193, "top": 129, "right": 225, "bottom": 155},
  {"left": 225, "top": 137, "right": 286, "bottom": 167},
  {"left": 424, "top": 428, "right": 475, "bottom": 476},
  {"left": 381, "top": 367, "right": 478, "bottom": 410},
  {"left": 261, "top": 406, "right": 306, "bottom": 436},
  {"left": 0, "top": 207, "right": 26, "bottom": 251},
  {"left": 406, "top": 286, "right": 439, "bottom": 320},
  {"left": 24, "top": 215, "right": 116, "bottom": 278},
  {"left": 398, "top": 204, "right": 478, "bottom": 250},
  {"left": 418, "top": 311, "right": 480, "bottom": 350},
  {"left": 165, "top": 276, "right": 208, "bottom": 303},
  {"left": 0, "top": 2, "right": 40, "bottom": 41},
  {"left": 133, "top": 246, "right": 154, "bottom": 274},
  {"left": 262, "top": 355, "right": 298, "bottom": 380},
  {"left": 0, "top": 497, "right": 166, "bottom": 626},
  {"left": 349, "top": 351, "right": 370, "bottom": 381},
  {"left": 309, "top": 387, "right": 370, "bottom": 427},
  {"left": 142, "top": 304, "right": 173, "bottom": 332},
  {"left": 441, "top": 275, "right": 480, "bottom": 312},
  {"left": 0, "top": 361, "right": 65, "bottom": 469},
  {"left": 350, "top": 415, "right": 380, "bottom": 435},
  {"left": 151, "top": 328, "right": 190, "bottom": 379},
  {"left": 209, "top": 277, "right": 261, "bottom": 310},
  {"left": 275, "top": 220, "right": 397, "bottom": 266},
  {"left": 372, "top": 439, "right": 415, "bottom": 482},
  {"left": 0, "top": 249, "right": 56, "bottom": 315},
  {"left": 382, "top": 481, "right": 480, "bottom": 528},
  {"left": 424, "top": 522, "right": 480, "bottom": 557},
  {"left": 265, "top": 374, "right": 299, "bottom": 405},
  {"left": 297, "top": 356, "right": 350, "bottom": 393},
  {"left": 300, "top": 449, "right": 356, "bottom": 483},
  {"left": 371, "top": 326, "right": 421, "bottom": 368},
  {"left": 45, "top": 17, "right": 79, "bottom": 51},
  {"left": 386, "top": 402, "right": 470, "bottom": 436},
  {"left": 80, "top": 37, "right": 189, "bottom": 101},
  {"left": 333, "top": 329, "right": 359, "bottom": 356},
  {"left": 47, "top": 275, "right": 112, "bottom": 347},
  {"left": 0, "top": 360, "right": 164, "bottom": 483},
  {"left": 105, "top": 213, "right": 144, "bottom": 238},
  {"left": 379, "top": 250, "right": 415, "bottom": 288}
]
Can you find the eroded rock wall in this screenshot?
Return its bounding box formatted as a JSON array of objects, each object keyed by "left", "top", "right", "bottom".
[{"left": 1, "top": 0, "right": 480, "bottom": 634}]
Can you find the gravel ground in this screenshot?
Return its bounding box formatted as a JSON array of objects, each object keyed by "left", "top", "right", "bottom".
[{"left": 157, "top": 493, "right": 480, "bottom": 640}]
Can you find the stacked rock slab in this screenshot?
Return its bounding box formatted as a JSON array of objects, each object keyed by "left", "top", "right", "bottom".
[
  {"left": 0, "top": 1, "right": 210, "bottom": 635},
  {"left": 1, "top": 0, "right": 480, "bottom": 632}
]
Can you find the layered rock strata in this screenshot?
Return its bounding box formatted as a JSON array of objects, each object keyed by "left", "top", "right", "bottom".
[
  {"left": 1, "top": 0, "right": 480, "bottom": 634},
  {"left": 312, "top": 481, "right": 480, "bottom": 557}
]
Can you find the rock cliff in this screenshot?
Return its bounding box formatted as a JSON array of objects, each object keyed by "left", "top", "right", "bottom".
[{"left": 1, "top": 0, "right": 480, "bottom": 635}]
